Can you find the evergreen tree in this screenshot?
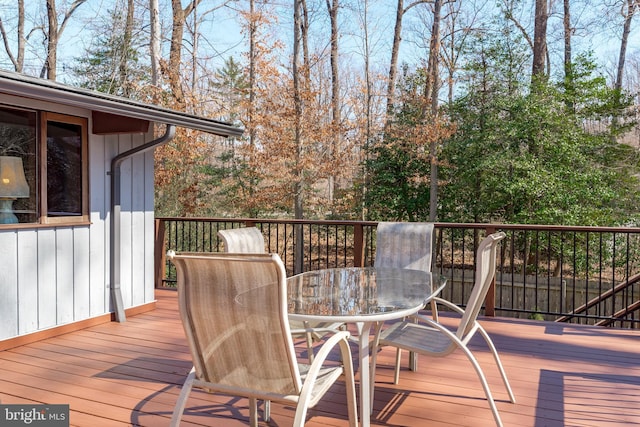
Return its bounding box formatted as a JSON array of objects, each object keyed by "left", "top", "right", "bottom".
[
  {"left": 364, "top": 65, "right": 453, "bottom": 221},
  {"left": 440, "top": 36, "right": 640, "bottom": 226},
  {"left": 71, "top": 4, "right": 148, "bottom": 98}
]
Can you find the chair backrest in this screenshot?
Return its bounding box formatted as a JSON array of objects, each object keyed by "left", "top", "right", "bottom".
[
  {"left": 458, "top": 232, "right": 506, "bottom": 338},
  {"left": 374, "top": 222, "right": 434, "bottom": 272},
  {"left": 168, "top": 252, "right": 301, "bottom": 395},
  {"left": 218, "top": 227, "right": 266, "bottom": 253}
]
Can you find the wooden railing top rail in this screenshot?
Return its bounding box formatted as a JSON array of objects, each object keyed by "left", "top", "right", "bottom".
[{"left": 155, "top": 217, "right": 640, "bottom": 234}]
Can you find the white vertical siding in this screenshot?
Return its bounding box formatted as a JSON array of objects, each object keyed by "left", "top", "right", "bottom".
[
  {"left": 144, "top": 150, "right": 156, "bottom": 302},
  {"left": 0, "top": 97, "right": 157, "bottom": 341},
  {"left": 131, "top": 139, "right": 146, "bottom": 307},
  {"left": 55, "top": 228, "right": 74, "bottom": 325},
  {"left": 119, "top": 134, "right": 134, "bottom": 309},
  {"left": 73, "top": 227, "right": 91, "bottom": 320},
  {"left": 37, "top": 229, "right": 57, "bottom": 329},
  {"left": 17, "top": 230, "right": 38, "bottom": 334},
  {"left": 0, "top": 232, "right": 18, "bottom": 338},
  {"left": 88, "top": 133, "right": 110, "bottom": 317}
]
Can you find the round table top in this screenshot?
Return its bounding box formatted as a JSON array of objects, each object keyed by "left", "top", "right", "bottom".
[{"left": 287, "top": 267, "right": 445, "bottom": 323}]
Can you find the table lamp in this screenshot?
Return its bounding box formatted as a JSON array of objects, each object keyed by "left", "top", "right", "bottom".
[{"left": 0, "top": 156, "right": 29, "bottom": 224}]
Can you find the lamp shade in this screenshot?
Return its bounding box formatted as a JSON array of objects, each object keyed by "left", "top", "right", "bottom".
[{"left": 0, "top": 156, "right": 29, "bottom": 198}]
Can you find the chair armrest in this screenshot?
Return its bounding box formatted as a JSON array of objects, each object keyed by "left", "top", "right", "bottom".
[
  {"left": 432, "top": 296, "right": 465, "bottom": 315},
  {"left": 298, "top": 330, "right": 355, "bottom": 400}
]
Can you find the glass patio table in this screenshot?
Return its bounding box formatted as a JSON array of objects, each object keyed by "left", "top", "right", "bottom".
[{"left": 287, "top": 267, "right": 446, "bottom": 427}]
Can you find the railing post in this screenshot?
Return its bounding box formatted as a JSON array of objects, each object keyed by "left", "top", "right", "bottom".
[
  {"left": 154, "top": 219, "right": 167, "bottom": 289},
  {"left": 294, "top": 223, "right": 304, "bottom": 275},
  {"left": 353, "top": 223, "right": 365, "bottom": 267},
  {"left": 485, "top": 225, "right": 497, "bottom": 317}
]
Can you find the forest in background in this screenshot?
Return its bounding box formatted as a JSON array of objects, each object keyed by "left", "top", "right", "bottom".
[{"left": 1, "top": 0, "right": 639, "bottom": 226}]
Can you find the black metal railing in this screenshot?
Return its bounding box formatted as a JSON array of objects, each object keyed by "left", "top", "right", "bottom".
[{"left": 155, "top": 218, "right": 640, "bottom": 328}]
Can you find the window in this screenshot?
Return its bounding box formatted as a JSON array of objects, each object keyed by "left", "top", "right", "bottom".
[{"left": 0, "top": 106, "right": 88, "bottom": 226}]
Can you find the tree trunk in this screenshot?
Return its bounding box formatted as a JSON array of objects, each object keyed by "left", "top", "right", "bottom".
[
  {"left": 386, "top": 0, "right": 404, "bottom": 121},
  {"left": 168, "top": 0, "right": 186, "bottom": 105},
  {"left": 326, "top": 0, "right": 339, "bottom": 204},
  {"left": 428, "top": 0, "right": 442, "bottom": 222},
  {"left": 361, "top": 0, "right": 371, "bottom": 220},
  {"left": 16, "top": 0, "right": 25, "bottom": 72},
  {"left": 293, "top": 0, "right": 305, "bottom": 273},
  {"left": 532, "top": 0, "right": 548, "bottom": 81},
  {"left": 167, "top": 0, "right": 201, "bottom": 106},
  {"left": 149, "top": 0, "right": 161, "bottom": 89},
  {"left": 0, "top": 0, "right": 25, "bottom": 72},
  {"left": 43, "top": 0, "right": 86, "bottom": 80},
  {"left": 192, "top": 4, "right": 198, "bottom": 92},
  {"left": 119, "top": 0, "right": 135, "bottom": 96},
  {"left": 563, "top": 0, "right": 573, "bottom": 110},
  {"left": 248, "top": 0, "right": 256, "bottom": 148},
  {"left": 386, "top": 0, "right": 430, "bottom": 125},
  {"left": 45, "top": 0, "right": 58, "bottom": 80},
  {"left": 293, "top": 0, "right": 304, "bottom": 221},
  {"left": 615, "top": 0, "right": 638, "bottom": 92}
]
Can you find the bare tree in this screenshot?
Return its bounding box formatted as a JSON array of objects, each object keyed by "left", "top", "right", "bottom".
[
  {"left": 532, "top": 0, "right": 548, "bottom": 80},
  {"left": 0, "top": 0, "right": 25, "bottom": 72},
  {"left": 165, "top": 0, "right": 200, "bottom": 105},
  {"left": 426, "top": 0, "right": 442, "bottom": 221},
  {"left": 615, "top": 0, "right": 639, "bottom": 92},
  {"left": 293, "top": 0, "right": 306, "bottom": 221},
  {"left": 149, "top": 0, "right": 161, "bottom": 89},
  {"left": 119, "top": 0, "right": 135, "bottom": 95},
  {"left": 501, "top": 0, "right": 534, "bottom": 51},
  {"left": 292, "top": 0, "right": 307, "bottom": 273},
  {"left": 563, "top": 0, "right": 572, "bottom": 79},
  {"left": 43, "top": 0, "right": 87, "bottom": 80},
  {"left": 563, "top": 0, "right": 575, "bottom": 110},
  {"left": 425, "top": 0, "right": 442, "bottom": 115},
  {"left": 326, "top": 0, "right": 339, "bottom": 203},
  {"left": 248, "top": 0, "right": 257, "bottom": 149},
  {"left": 386, "top": 0, "right": 431, "bottom": 121}
]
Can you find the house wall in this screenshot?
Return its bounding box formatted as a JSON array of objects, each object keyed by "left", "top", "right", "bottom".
[{"left": 0, "top": 93, "right": 156, "bottom": 341}]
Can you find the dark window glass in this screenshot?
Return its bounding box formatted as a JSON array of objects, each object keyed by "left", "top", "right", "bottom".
[
  {"left": 47, "top": 121, "right": 83, "bottom": 216},
  {"left": 0, "top": 106, "right": 37, "bottom": 223}
]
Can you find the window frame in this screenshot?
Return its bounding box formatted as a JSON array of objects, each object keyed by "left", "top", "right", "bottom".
[
  {"left": 0, "top": 106, "right": 89, "bottom": 228},
  {"left": 39, "top": 112, "right": 89, "bottom": 225}
]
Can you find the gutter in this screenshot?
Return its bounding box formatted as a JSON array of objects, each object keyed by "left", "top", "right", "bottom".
[
  {"left": 110, "top": 124, "right": 176, "bottom": 322},
  {"left": 0, "top": 70, "right": 242, "bottom": 137}
]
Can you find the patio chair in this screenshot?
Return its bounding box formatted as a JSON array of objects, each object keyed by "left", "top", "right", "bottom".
[
  {"left": 217, "top": 226, "right": 265, "bottom": 253},
  {"left": 167, "top": 251, "right": 358, "bottom": 427},
  {"left": 218, "top": 227, "right": 345, "bottom": 363},
  {"left": 370, "top": 232, "right": 516, "bottom": 427},
  {"left": 374, "top": 222, "right": 441, "bottom": 374}
]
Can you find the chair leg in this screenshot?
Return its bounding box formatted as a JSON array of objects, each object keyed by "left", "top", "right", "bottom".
[
  {"left": 337, "top": 337, "right": 359, "bottom": 427},
  {"left": 459, "top": 344, "right": 505, "bottom": 427},
  {"left": 394, "top": 348, "right": 402, "bottom": 383},
  {"left": 170, "top": 368, "right": 196, "bottom": 427},
  {"left": 249, "top": 397, "right": 259, "bottom": 427},
  {"left": 478, "top": 327, "right": 516, "bottom": 403},
  {"left": 430, "top": 299, "right": 439, "bottom": 322},
  {"left": 304, "top": 321, "right": 315, "bottom": 363},
  {"left": 263, "top": 400, "right": 271, "bottom": 421},
  {"left": 409, "top": 350, "right": 418, "bottom": 372},
  {"left": 292, "top": 396, "right": 311, "bottom": 427},
  {"left": 370, "top": 321, "right": 384, "bottom": 415}
]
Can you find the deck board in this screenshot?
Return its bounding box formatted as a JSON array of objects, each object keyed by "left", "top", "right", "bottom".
[{"left": 1, "top": 288, "right": 640, "bottom": 427}]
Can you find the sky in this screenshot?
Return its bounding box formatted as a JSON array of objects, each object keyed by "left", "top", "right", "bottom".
[{"left": 0, "top": 0, "right": 637, "bottom": 89}]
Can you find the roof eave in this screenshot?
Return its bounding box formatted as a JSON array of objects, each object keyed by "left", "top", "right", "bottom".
[{"left": 0, "top": 70, "right": 243, "bottom": 138}]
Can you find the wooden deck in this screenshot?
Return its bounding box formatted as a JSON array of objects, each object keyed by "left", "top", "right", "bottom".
[{"left": 1, "top": 289, "right": 640, "bottom": 427}]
